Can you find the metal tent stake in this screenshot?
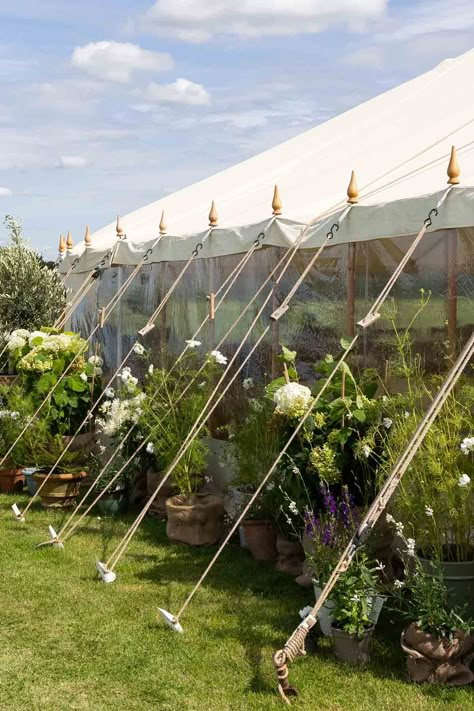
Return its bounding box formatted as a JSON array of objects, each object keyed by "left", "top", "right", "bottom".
[
  {"left": 273, "top": 330, "right": 474, "bottom": 704},
  {"left": 96, "top": 560, "right": 116, "bottom": 584}
]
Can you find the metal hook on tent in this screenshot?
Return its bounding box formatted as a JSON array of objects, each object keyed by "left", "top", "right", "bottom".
[
  {"left": 326, "top": 222, "right": 340, "bottom": 240},
  {"left": 253, "top": 231, "right": 266, "bottom": 247},
  {"left": 424, "top": 207, "right": 438, "bottom": 227},
  {"left": 192, "top": 242, "right": 204, "bottom": 258},
  {"left": 142, "top": 247, "right": 154, "bottom": 262}
]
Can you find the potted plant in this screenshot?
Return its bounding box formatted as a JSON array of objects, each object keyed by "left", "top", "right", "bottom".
[
  {"left": 138, "top": 348, "right": 225, "bottom": 546},
  {"left": 329, "top": 551, "right": 382, "bottom": 664},
  {"left": 372, "top": 299, "right": 474, "bottom": 615},
  {"left": 87, "top": 448, "right": 132, "bottom": 516},
  {"left": 0, "top": 383, "right": 36, "bottom": 492},
  {"left": 392, "top": 556, "right": 474, "bottom": 685}
]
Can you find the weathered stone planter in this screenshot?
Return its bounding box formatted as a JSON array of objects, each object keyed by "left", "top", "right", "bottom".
[
  {"left": 419, "top": 554, "right": 474, "bottom": 617},
  {"left": 331, "top": 625, "right": 374, "bottom": 664},
  {"left": 33, "top": 471, "right": 86, "bottom": 508},
  {"left": 166, "top": 493, "right": 224, "bottom": 546}
]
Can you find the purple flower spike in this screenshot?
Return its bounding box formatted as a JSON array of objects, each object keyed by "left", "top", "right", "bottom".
[{"left": 321, "top": 484, "right": 337, "bottom": 516}]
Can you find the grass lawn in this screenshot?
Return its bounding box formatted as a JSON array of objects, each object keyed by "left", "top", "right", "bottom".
[{"left": 0, "top": 494, "right": 472, "bottom": 711}]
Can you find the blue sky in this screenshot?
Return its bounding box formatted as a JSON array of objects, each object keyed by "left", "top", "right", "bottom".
[{"left": 0, "top": 0, "right": 473, "bottom": 257}]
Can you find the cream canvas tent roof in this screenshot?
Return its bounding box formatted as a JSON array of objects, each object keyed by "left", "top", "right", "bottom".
[{"left": 61, "top": 49, "right": 474, "bottom": 274}]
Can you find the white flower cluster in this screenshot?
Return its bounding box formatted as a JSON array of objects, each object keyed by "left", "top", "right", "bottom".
[
  {"left": 133, "top": 343, "right": 145, "bottom": 356},
  {"left": 460, "top": 436, "right": 474, "bottom": 456},
  {"left": 273, "top": 382, "right": 312, "bottom": 418},
  {"left": 211, "top": 349, "right": 228, "bottom": 366},
  {"left": 458, "top": 473, "right": 471, "bottom": 488},
  {"left": 0, "top": 410, "right": 20, "bottom": 420},
  {"left": 97, "top": 390, "right": 146, "bottom": 437},
  {"left": 118, "top": 366, "right": 139, "bottom": 393},
  {"left": 7, "top": 329, "right": 30, "bottom": 351},
  {"left": 186, "top": 339, "right": 201, "bottom": 349},
  {"left": 242, "top": 378, "right": 254, "bottom": 390}
]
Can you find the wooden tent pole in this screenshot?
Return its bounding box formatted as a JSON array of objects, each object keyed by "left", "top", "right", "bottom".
[{"left": 347, "top": 242, "right": 356, "bottom": 337}]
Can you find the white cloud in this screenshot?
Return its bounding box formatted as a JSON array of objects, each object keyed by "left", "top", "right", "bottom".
[
  {"left": 144, "top": 78, "right": 211, "bottom": 105},
  {"left": 374, "top": 0, "right": 474, "bottom": 44},
  {"left": 0, "top": 187, "right": 13, "bottom": 197},
  {"left": 71, "top": 40, "right": 174, "bottom": 82},
  {"left": 57, "top": 155, "right": 90, "bottom": 169},
  {"left": 137, "top": 0, "right": 387, "bottom": 41}
]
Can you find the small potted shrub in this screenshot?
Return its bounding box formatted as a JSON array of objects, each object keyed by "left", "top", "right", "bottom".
[
  {"left": 329, "top": 551, "right": 382, "bottom": 664},
  {"left": 139, "top": 349, "right": 225, "bottom": 546},
  {"left": 88, "top": 449, "right": 132, "bottom": 516},
  {"left": 393, "top": 556, "right": 474, "bottom": 685}
]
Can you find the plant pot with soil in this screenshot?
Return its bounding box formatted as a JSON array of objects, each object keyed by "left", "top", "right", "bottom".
[{"left": 331, "top": 625, "right": 374, "bottom": 664}]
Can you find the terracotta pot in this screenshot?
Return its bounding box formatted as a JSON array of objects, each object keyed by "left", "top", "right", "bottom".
[
  {"left": 331, "top": 626, "right": 374, "bottom": 664},
  {"left": 242, "top": 520, "right": 277, "bottom": 561},
  {"left": 401, "top": 622, "right": 474, "bottom": 685},
  {"left": 0, "top": 374, "right": 19, "bottom": 387},
  {"left": 275, "top": 535, "right": 305, "bottom": 576},
  {"left": 147, "top": 469, "right": 178, "bottom": 519},
  {"left": 0, "top": 468, "right": 24, "bottom": 493},
  {"left": 166, "top": 493, "right": 224, "bottom": 546},
  {"left": 33, "top": 471, "right": 87, "bottom": 508}
]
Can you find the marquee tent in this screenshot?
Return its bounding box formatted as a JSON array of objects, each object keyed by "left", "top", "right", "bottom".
[{"left": 60, "top": 49, "right": 474, "bottom": 273}]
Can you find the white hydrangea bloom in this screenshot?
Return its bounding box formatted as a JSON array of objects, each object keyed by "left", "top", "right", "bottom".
[
  {"left": 7, "top": 334, "right": 27, "bottom": 350},
  {"left": 133, "top": 343, "right": 145, "bottom": 356},
  {"left": 11, "top": 329, "right": 30, "bottom": 339},
  {"left": 273, "top": 382, "right": 312, "bottom": 418}
]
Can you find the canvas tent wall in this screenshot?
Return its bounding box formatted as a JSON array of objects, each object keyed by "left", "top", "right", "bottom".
[{"left": 61, "top": 50, "right": 474, "bottom": 375}]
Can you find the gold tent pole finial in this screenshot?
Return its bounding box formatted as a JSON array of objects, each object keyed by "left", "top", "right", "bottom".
[
  {"left": 84, "top": 225, "right": 92, "bottom": 247},
  {"left": 159, "top": 210, "right": 167, "bottom": 235},
  {"left": 59, "top": 233, "right": 66, "bottom": 255},
  {"left": 66, "top": 230, "right": 73, "bottom": 250},
  {"left": 347, "top": 170, "right": 359, "bottom": 204},
  {"left": 272, "top": 185, "right": 282, "bottom": 215},
  {"left": 116, "top": 214, "right": 124, "bottom": 237},
  {"left": 209, "top": 200, "right": 218, "bottom": 227},
  {"left": 447, "top": 145, "right": 460, "bottom": 185}
]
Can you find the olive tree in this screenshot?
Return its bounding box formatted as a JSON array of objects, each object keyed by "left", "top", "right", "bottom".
[{"left": 0, "top": 215, "right": 66, "bottom": 335}]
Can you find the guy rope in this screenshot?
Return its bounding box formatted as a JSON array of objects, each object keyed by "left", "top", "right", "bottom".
[
  {"left": 149, "top": 162, "right": 458, "bottom": 633},
  {"left": 273, "top": 330, "right": 474, "bottom": 704}
]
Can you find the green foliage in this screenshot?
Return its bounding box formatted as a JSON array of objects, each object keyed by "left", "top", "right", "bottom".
[
  {"left": 8, "top": 329, "right": 101, "bottom": 436},
  {"left": 0, "top": 216, "right": 66, "bottom": 338},
  {"left": 331, "top": 551, "right": 381, "bottom": 638},
  {"left": 390, "top": 557, "right": 473, "bottom": 640},
  {"left": 140, "top": 352, "right": 219, "bottom": 497},
  {"left": 369, "top": 296, "right": 474, "bottom": 562}
]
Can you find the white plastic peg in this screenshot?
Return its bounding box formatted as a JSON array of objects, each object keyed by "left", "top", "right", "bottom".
[
  {"left": 96, "top": 559, "right": 116, "bottom": 584},
  {"left": 48, "top": 525, "right": 64, "bottom": 549},
  {"left": 158, "top": 608, "right": 183, "bottom": 633},
  {"left": 11, "top": 503, "right": 25, "bottom": 522}
]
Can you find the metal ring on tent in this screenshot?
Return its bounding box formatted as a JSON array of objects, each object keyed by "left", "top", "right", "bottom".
[{"left": 424, "top": 207, "right": 438, "bottom": 227}]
